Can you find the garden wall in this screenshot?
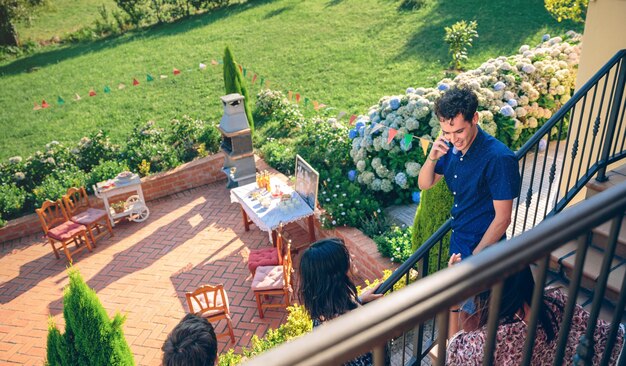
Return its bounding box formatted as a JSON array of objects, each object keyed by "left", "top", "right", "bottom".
[{"left": 0, "top": 152, "right": 226, "bottom": 244}]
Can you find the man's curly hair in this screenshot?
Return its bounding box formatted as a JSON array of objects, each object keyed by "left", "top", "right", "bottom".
[
  {"left": 162, "top": 313, "right": 217, "bottom": 366},
  {"left": 434, "top": 87, "right": 478, "bottom": 123}
]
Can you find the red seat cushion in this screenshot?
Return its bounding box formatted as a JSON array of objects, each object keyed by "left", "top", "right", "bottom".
[
  {"left": 248, "top": 248, "right": 279, "bottom": 273},
  {"left": 71, "top": 208, "right": 107, "bottom": 225},
  {"left": 48, "top": 221, "right": 87, "bottom": 241}
]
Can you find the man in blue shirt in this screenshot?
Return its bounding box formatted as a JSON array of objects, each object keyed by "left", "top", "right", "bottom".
[{"left": 418, "top": 87, "right": 521, "bottom": 335}]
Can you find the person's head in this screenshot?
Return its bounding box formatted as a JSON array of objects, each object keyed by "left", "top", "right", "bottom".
[
  {"left": 298, "top": 238, "right": 358, "bottom": 321},
  {"left": 473, "top": 266, "right": 558, "bottom": 341},
  {"left": 434, "top": 87, "right": 479, "bottom": 154},
  {"left": 162, "top": 313, "right": 218, "bottom": 366}
]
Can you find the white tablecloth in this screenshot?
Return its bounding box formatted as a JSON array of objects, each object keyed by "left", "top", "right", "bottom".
[{"left": 230, "top": 182, "right": 314, "bottom": 240}]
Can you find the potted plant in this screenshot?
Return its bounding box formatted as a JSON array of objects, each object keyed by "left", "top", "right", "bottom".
[{"left": 111, "top": 201, "right": 125, "bottom": 214}]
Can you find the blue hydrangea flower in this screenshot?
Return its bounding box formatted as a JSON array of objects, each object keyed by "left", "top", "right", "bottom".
[
  {"left": 542, "top": 34, "right": 550, "bottom": 42},
  {"left": 437, "top": 83, "right": 450, "bottom": 91},
  {"left": 348, "top": 129, "right": 358, "bottom": 139},
  {"left": 358, "top": 126, "right": 365, "bottom": 136},
  {"left": 355, "top": 121, "right": 365, "bottom": 130},
  {"left": 500, "top": 105, "right": 515, "bottom": 117},
  {"left": 507, "top": 99, "right": 518, "bottom": 107},
  {"left": 494, "top": 81, "right": 506, "bottom": 91},
  {"left": 348, "top": 170, "right": 357, "bottom": 182},
  {"left": 369, "top": 110, "right": 378, "bottom": 120},
  {"left": 390, "top": 98, "right": 400, "bottom": 110},
  {"left": 406, "top": 87, "right": 415, "bottom": 94},
  {"left": 412, "top": 191, "right": 421, "bottom": 204}
]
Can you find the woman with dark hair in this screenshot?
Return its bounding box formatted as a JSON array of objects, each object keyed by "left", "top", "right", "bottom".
[
  {"left": 299, "top": 238, "right": 382, "bottom": 366},
  {"left": 446, "top": 265, "right": 624, "bottom": 365}
]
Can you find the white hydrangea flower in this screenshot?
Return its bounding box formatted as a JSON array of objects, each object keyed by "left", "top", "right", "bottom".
[
  {"left": 405, "top": 161, "right": 422, "bottom": 177},
  {"left": 356, "top": 160, "right": 366, "bottom": 172},
  {"left": 381, "top": 179, "right": 393, "bottom": 192},
  {"left": 8, "top": 156, "right": 22, "bottom": 164},
  {"left": 371, "top": 178, "right": 382, "bottom": 191}
]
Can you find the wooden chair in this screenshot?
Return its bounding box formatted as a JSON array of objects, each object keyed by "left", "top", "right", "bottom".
[
  {"left": 248, "top": 223, "right": 284, "bottom": 276},
  {"left": 62, "top": 187, "right": 113, "bottom": 247},
  {"left": 185, "top": 284, "right": 236, "bottom": 344},
  {"left": 36, "top": 199, "right": 93, "bottom": 262},
  {"left": 251, "top": 240, "right": 293, "bottom": 318}
]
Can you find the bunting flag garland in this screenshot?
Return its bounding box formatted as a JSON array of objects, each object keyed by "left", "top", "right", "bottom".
[
  {"left": 147, "top": 74, "right": 154, "bottom": 82},
  {"left": 104, "top": 86, "right": 111, "bottom": 93},
  {"left": 211, "top": 59, "right": 218, "bottom": 65},
  {"left": 242, "top": 67, "right": 247, "bottom": 77},
  {"left": 41, "top": 100, "right": 50, "bottom": 108},
  {"left": 371, "top": 122, "right": 384, "bottom": 134},
  {"left": 420, "top": 139, "right": 431, "bottom": 156},
  {"left": 199, "top": 63, "right": 207, "bottom": 70},
  {"left": 349, "top": 115, "right": 357, "bottom": 125},
  {"left": 118, "top": 83, "right": 126, "bottom": 90},
  {"left": 288, "top": 91, "right": 293, "bottom": 101},
  {"left": 387, "top": 128, "right": 398, "bottom": 144},
  {"left": 313, "top": 101, "right": 319, "bottom": 110},
  {"left": 132, "top": 78, "right": 140, "bottom": 86},
  {"left": 238, "top": 64, "right": 243, "bottom": 74},
  {"left": 57, "top": 96, "right": 65, "bottom": 105},
  {"left": 74, "top": 93, "right": 82, "bottom": 100},
  {"left": 252, "top": 74, "right": 257, "bottom": 84},
  {"left": 89, "top": 90, "right": 96, "bottom": 97},
  {"left": 403, "top": 133, "right": 413, "bottom": 147},
  {"left": 33, "top": 103, "right": 41, "bottom": 110},
  {"left": 296, "top": 93, "right": 301, "bottom": 103},
  {"left": 173, "top": 68, "right": 181, "bottom": 75},
  {"left": 304, "top": 97, "right": 310, "bottom": 106},
  {"left": 160, "top": 75, "right": 168, "bottom": 79}
]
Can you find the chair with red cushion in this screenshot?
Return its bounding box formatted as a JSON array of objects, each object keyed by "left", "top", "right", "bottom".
[
  {"left": 251, "top": 240, "right": 293, "bottom": 318},
  {"left": 63, "top": 187, "right": 113, "bottom": 247},
  {"left": 36, "top": 199, "right": 93, "bottom": 262},
  {"left": 185, "top": 284, "right": 236, "bottom": 343},
  {"left": 248, "top": 224, "right": 284, "bottom": 276}
]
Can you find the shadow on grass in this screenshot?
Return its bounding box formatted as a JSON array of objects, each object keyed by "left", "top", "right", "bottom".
[
  {"left": 263, "top": 5, "right": 294, "bottom": 19},
  {"left": 394, "top": 0, "right": 583, "bottom": 64},
  {"left": 0, "top": 0, "right": 277, "bottom": 77}
]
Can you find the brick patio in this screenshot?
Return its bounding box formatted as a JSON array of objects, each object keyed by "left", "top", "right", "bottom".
[{"left": 0, "top": 181, "right": 326, "bottom": 365}]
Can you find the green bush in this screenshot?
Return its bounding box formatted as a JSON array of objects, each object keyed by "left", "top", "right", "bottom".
[
  {"left": 374, "top": 225, "right": 414, "bottom": 264},
  {"left": 73, "top": 130, "right": 120, "bottom": 172},
  {"left": 121, "top": 121, "right": 179, "bottom": 175},
  {"left": 359, "top": 211, "right": 392, "bottom": 238},
  {"left": 198, "top": 122, "right": 222, "bottom": 155},
  {"left": 0, "top": 156, "right": 27, "bottom": 187},
  {"left": 0, "top": 184, "right": 29, "bottom": 220},
  {"left": 223, "top": 46, "right": 254, "bottom": 132},
  {"left": 86, "top": 160, "right": 130, "bottom": 192},
  {"left": 258, "top": 138, "right": 297, "bottom": 175},
  {"left": 411, "top": 179, "right": 453, "bottom": 275},
  {"left": 32, "top": 169, "right": 88, "bottom": 208},
  {"left": 24, "top": 142, "right": 77, "bottom": 189},
  {"left": 167, "top": 115, "right": 213, "bottom": 163},
  {"left": 114, "top": 0, "right": 149, "bottom": 26},
  {"left": 46, "top": 267, "right": 134, "bottom": 366},
  {"left": 444, "top": 20, "right": 479, "bottom": 70}
]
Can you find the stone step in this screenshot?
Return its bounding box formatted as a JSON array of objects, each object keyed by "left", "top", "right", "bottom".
[
  {"left": 591, "top": 215, "right": 626, "bottom": 259},
  {"left": 585, "top": 163, "right": 626, "bottom": 198}
]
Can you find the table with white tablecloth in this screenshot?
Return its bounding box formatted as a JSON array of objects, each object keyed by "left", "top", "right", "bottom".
[{"left": 230, "top": 182, "right": 316, "bottom": 246}]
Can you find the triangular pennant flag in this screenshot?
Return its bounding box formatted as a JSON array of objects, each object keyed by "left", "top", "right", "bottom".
[
  {"left": 259, "top": 77, "right": 265, "bottom": 87},
  {"left": 74, "top": 93, "right": 82, "bottom": 100},
  {"left": 147, "top": 74, "right": 154, "bottom": 82},
  {"left": 304, "top": 97, "right": 310, "bottom": 106},
  {"left": 118, "top": 83, "right": 126, "bottom": 90},
  {"left": 319, "top": 103, "right": 327, "bottom": 109},
  {"left": 57, "top": 96, "right": 65, "bottom": 105},
  {"left": 313, "top": 101, "right": 319, "bottom": 110},
  {"left": 370, "top": 123, "right": 384, "bottom": 134},
  {"left": 242, "top": 67, "right": 247, "bottom": 77},
  {"left": 288, "top": 91, "right": 293, "bottom": 101},
  {"left": 252, "top": 74, "right": 258, "bottom": 84},
  {"left": 404, "top": 133, "right": 413, "bottom": 147},
  {"left": 41, "top": 100, "right": 50, "bottom": 108},
  {"left": 349, "top": 115, "right": 357, "bottom": 125},
  {"left": 133, "top": 78, "right": 140, "bottom": 86},
  {"left": 160, "top": 75, "right": 168, "bottom": 79},
  {"left": 387, "top": 128, "right": 398, "bottom": 144},
  {"left": 296, "top": 93, "right": 301, "bottom": 103},
  {"left": 173, "top": 68, "right": 181, "bottom": 75},
  {"left": 33, "top": 103, "right": 41, "bottom": 110},
  {"left": 420, "top": 138, "right": 431, "bottom": 156},
  {"left": 218, "top": 59, "right": 223, "bottom": 64},
  {"left": 199, "top": 63, "right": 207, "bottom": 70},
  {"left": 89, "top": 89, "right": 96, "bottom": 97},
  {"left": 211, "top": 59, "right": 218, "bottom": 65},
  {"left": 238, "top": 64, "right": 243, "bottom": 74},
  {"left": 337, "top": 111, "right": 346, "bottom": 119},
  {"left": 104, "top": 86, "right": 111, "bottom": 93}
]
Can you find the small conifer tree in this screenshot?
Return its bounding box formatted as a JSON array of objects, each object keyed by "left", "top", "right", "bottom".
[
  {"left": 411, "top": 179, "right": 453, "bottom": 274},
  {"left": 223, "top": 46, "right": 254, "bottom": 132},
  {"left": 46, "top": 268, "right": 135, "bottom": 366}
]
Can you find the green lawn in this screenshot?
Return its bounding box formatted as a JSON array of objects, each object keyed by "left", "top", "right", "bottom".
[{"left": 0, "top": 0, "right": 582, "bottom": 160}]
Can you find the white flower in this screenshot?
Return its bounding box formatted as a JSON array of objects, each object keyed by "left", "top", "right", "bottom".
[
  {"left": 332, "top": 220, "right": 337, "bottom": 225},
  {"left": 326, "top": 198, "right": 330, "bottom": 202},
  {"left": 341, "top": 212, "right": 346, "bottom": 216},
  {"left": 333, "top": 194, "right": 337, "bottom": 197},
  {"left": 335, "top": 184, "right": 340, "bottom": 188},
  {"left": 8, "top": 156, "right": 22, "bottom": 164},
  {"left": 14, "top": 172, "right": 25, "bottom": 181},
  {"left": 522, "top": 64, "right": 536, "bottom": 74},
  {"left": 342, "top": 193, "right": 346, "bottom": 197},
  {"left": 356, "top": 200, "right": 360, "bottom": 204},
  {"left": 405, "top": 161, "right": 421, "bottom": 177}
]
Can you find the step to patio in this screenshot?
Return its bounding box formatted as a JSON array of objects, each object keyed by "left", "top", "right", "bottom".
[
  {"left": 590, "top": 216, "right": 626, "bottom": 258},
  {"left": 384, "top": 203, "right": 418, "bottom": 228}
]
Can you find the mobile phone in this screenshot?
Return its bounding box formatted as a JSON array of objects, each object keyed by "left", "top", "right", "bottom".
[{"left": 444, "top": 139, "right": 453, "bottom": 148}]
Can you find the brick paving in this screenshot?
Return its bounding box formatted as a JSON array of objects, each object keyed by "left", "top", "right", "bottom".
[{"left": 0, "top": 181, "right": 316, "bottom": 365}]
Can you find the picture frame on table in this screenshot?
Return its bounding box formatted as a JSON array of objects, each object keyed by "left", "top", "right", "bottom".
[{"left": 294, "top": 155, "right": 319, "bottom": 211}]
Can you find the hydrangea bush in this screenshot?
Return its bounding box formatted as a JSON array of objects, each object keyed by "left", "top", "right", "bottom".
[{"left": 349, "top": 32, "right": 582, "bottom": 200}]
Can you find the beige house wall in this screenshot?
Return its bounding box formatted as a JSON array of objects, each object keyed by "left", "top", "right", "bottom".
[{"left": 561, "top": 0, "right": 626, "bottom": 206}]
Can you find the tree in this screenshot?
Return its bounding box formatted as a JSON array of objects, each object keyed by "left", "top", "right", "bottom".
[
  {"left": 223, "top": 46, "right": 255, "bottom": 132},
  {"left": 444, "top": 20, "right": 478, "bottom": 71},
  {"left": 411, "top": 179, "right": 453, "bottom": 275},
  {"left": 0, "top": 0, "right": 46, "bottom": 46},
  {"left": 544, "top": 0, "right": 588, "bottom": 23},
  {"left": 46, "top": 267, "right": 135, "bottom": 366}
]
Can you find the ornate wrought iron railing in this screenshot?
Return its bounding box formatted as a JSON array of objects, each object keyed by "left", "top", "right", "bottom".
[{"left": 242, "top": 49, "right": 626, "bottom": 365}]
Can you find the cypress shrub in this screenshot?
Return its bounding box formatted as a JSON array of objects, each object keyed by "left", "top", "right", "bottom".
[
  {"left": 411, "top": 179, "right": 453, "bottom": 275},
  {"left": 223, "top": 46, "right": 254, "bottom": 132},
  {"left": 46, "top": 268, "right": 135, "bottom": 366}
]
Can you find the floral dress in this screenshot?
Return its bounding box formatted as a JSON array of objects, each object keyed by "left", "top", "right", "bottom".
[
  {"left": 446, "top": 288, "right": 624, "bottom": 365},
  {"left": 313, "top": 318, "right": 373, "bottom": 366}
]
